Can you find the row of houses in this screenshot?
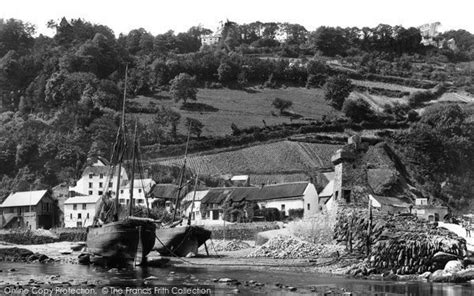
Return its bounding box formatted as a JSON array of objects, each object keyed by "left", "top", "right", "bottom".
[{"left": 0, "top": 137, "right": 450, "bottom": 230}]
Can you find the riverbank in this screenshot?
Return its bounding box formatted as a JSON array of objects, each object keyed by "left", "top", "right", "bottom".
[{"left": 2, "top": 238, "right": 473, "bottom": 285}]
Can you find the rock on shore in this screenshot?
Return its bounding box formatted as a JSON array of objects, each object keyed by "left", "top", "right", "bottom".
[{"left": 247, "top": 235, "right": 344, "bottom": 259}]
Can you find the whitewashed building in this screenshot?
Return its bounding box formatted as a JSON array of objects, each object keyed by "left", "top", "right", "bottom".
[
  {"left": 117, "top": 178, "right": 156, "bottom": 207},
  {"left": 69, "top": 158, "right": 128, "bottom": 197},
  {"left": 182, "top": 190, "right": 209, "bottom": 225},
  {"left": 64, "top": 195, "right": 101, "bottom": 228}
]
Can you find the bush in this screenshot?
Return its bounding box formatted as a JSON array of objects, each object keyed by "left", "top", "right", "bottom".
[
  {"left": 256, "top": 208, "right": 282, "bottom": 221},
  {"left": 288, "top": 208, "right": 304, "bottom": 219},
  {"left": 342, "top": 98, "right": 375, "bottom": 123}
]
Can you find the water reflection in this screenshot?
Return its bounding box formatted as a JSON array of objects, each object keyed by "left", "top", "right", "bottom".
[{"left": 0, "top": 262, "right": 472, "bottom": 296}]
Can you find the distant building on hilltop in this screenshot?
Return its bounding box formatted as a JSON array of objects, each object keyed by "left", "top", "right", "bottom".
[{"left": 201, "top": 22, "right": 224, "bottom": 46}]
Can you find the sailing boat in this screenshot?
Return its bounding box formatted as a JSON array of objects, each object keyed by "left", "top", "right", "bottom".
[
  {"left": 86, "top": 67, "right": 156, "bottom": 265},
  {"left": 153, "top": 126, "right": 211, "bottom": 257}
]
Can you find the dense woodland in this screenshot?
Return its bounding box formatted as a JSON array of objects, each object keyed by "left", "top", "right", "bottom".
[{"left": 0, "top": 18, "right": 473, "bottom": 211}]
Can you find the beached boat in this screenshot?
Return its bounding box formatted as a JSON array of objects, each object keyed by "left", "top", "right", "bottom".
[
  {"left": 154, "top": 225, "right": 211, "bottom": 257},
  {"left": 153, "top": 131, "right": 211, "bottom": 257},
  {"left": 87, "top": 217, "right": 156, "bottom": 261},
  {"left": 86, "top": 66, "right": 155, "bottom": 264}
]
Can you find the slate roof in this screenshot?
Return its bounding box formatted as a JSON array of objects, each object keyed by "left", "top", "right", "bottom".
[
  {"left": 150, "top": 184, "right": 179, "bottom": 199},
  {"left": 122, "top": 179, "right": 154, "bottom": 190},
  {"left": 81, "top": 166, "right": 123, "bottom": 177},
  {"left": 0, "top": 190, "right": 49, "bottom": 208},
  {"left": 249, "top": 182, "right": 308, "bottom": 201},
  {"left": 319, "top": 180, "right": 334, "bottom": 198},
  {"left": 65, "top": 195, "right": 101, "bottom": 204},
  {"left": 200, "top": 182, "right": 310, "bottom": 204},
  {"left": 201, "top": 188, "right": 236, "bottom": 204},
  {"left": 182, "top": 190, "right": 210, "bottom": 202}
]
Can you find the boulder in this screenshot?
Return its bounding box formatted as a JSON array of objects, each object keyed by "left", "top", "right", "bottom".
[
  {"left": 419, "top": 271, "right": 432, "bottom": 280},
  {"left": 430, "top": 269, "right": 449, "bottom": 282},
  {"left": 444, "top": 260, "right": 463, "bottom": 274}
]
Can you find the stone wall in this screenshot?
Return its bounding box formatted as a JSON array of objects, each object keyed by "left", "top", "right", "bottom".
[
  {"left": 206, "top": 222, "right": 280, "bottom": 241},
  {"left": 334, "top": 206, "right": 467, "bottom": 275}
]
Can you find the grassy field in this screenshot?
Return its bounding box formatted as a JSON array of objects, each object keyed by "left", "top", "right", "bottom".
[{"left": 131, "top": 87, "right": 339, "bottom": 137}]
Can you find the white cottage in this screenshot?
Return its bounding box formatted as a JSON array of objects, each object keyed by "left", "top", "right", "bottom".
[
  {"left": 64, "top": 195, "right": 101, "bottom": 228},
  {"left": 117, "top": 178, "right": 155, "bottom": 207}
]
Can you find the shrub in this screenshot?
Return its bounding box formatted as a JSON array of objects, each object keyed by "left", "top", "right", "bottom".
[
  {"left": 342, "top": 98, "right": 375, "bottom": 123},
  {"left": 288, "top": 208, "right": 304, "bottom": 219},
  {"left": 272, "top": 97, "right": 293, "bottom": 114}
]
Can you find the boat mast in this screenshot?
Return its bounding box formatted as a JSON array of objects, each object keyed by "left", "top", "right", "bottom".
[
  {"left": 172, "top": 123, "right": 191, "bottom": 221},
  {"left": 114, "top": 64, "right": 128, "bottom": 221},
  {"left": 129, "top": 121, "right": 138, "bottom": 216},
  {"left": 187, "top": 174, "right": 199, "bottom": 226}
]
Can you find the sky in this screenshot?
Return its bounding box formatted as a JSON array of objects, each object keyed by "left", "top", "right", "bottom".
[{"left": 1, "top": 0, "right": 473, "bottom": 36}]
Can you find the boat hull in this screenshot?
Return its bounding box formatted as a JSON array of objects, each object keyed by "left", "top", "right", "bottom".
[
  {"left": 154, "top": 225, "right": 211, "bottom": 257},
  {"left": 86, "top": 218, "right": 156, "bottom": 261}
]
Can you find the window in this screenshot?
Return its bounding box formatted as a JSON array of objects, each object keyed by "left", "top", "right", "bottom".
[
  {"left": 335, "top": 191, "right": 339, "bottom": 200},
  {"left": 73, "top": 204, "right": 77, "bottom": 210},
  {"left": 89, "top": 174, "right": 93, "bottom": 179},
  {"left": 307, "top": 203, "right": 310, "bottom": 211},
  {"left": 78, "top": 213, "right": 82, "bottom": 219},
  {"left": 70, "top": 213, "right": 72, "bottom": 220},
  {"left": 99, "top": 182, "right": 103, "bottom": 188},
  {"left": 343, "top": 190, "right": 351, "bottom": 203},
  {"left": 138, "top": 189, "right": 142, "bottom": 193},
  {"left": 89, "top": 182, "right": 92, "bottom": 188},
  {"left": 88, "top": 191, "right": 93, "bottom": 195},
  {"left": 108, "top": 182, "right": 113, "bottom": 188},
  {"left": 86, "top": 213, "right": 90, "bottom": 219},
  {"left": 120, "top": 189, "right": 124, "bottom": 194},
  {"left": 77, "top": 221, "right": 82, "bottom": 227},
  {"left": 281, "top": 204, "right": 286, "bottom": 211},
  {"left": 99, "top": 174, "right": 103, "bottom": 179},
  {"left": 119, "top": 199, "right": 125, "bottom": 204},
  {"left": 98, "top": 191, "right": 103, "bottom": 196},
  {"left": 80, "top": 204, "right": 86, "bottom": 210},
  {"left": 138, "top": 199, "right": 144, "bottom": 204}
]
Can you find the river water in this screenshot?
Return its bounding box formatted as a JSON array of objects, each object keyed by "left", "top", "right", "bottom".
[{"left": 0, "top": 262, "right": 473, "bottom": 296}]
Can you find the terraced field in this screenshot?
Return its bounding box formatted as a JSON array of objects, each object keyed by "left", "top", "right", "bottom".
[
  {"left": 349, "top": 92, "right": 408, "bottom": 111},
  {"left": 351, "top": 80, "right": 427, "bottom": 93},
  {"left": 154, "top": 140, "right": 342, "bottom": 177}
]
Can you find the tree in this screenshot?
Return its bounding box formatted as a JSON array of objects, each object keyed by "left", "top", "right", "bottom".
[
  {"left": 169, "top": 73, "right": 197, "bottom": 104},
  {"left": 309, "top": 26, "right": 349, "bottom": 56},
  {"left": 323, "top": 75, "right": 353, "bottom": 110},
  {"left": 217, "top": 60, "right": 239, "bottom": 83},
  {"left": 186, "top": 117, "right": 204, "bottom": 138},
  {"left": 342, "top": 98, "right": 374, "bottom": 123},
  {"left": 272, "top": 97, "right": 293, "bottom": 114},
  {"left": 153, "top": 106, "right": 182, "bottom": 140}
]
